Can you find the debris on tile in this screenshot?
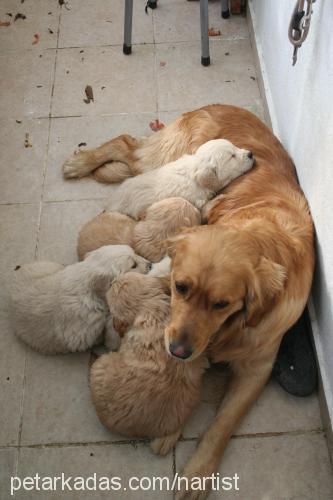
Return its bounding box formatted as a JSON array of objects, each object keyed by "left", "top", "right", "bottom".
[
  {"left": 225, "top": 52, "right": 230, "bottom": 56},
  {"left": 0, "top": 20, "right": 11, "bottom": 27},
  {"left": 83, "top": 85, "right": 94, "bottom": 104},
  {"left": 6, "top": 13, "right": 13, "bottom": 17},
  {"left": 66, "top": 70, "right": 70, "bottom": 74},
  {"left": 80, "top": 50, "right": 84, "bottom": 53},
  {"left": 149, "top": 119, "right": 165, "bottom": 132},
  {"left": 208, "top": 28, "right": 221, "bottom": 37},
  {"left": 32, "top": 33, "right": 40, "bottom": 45},
  {"left": 16, "top": 120, "right": 22, "bottom": 124},
  {"left": 78, "top": 142, "right": 87, "bottom": 147},
  {"left": 160, "top": 61, "right": 166, "bottom": 67},
  {"left": 14, "top": 13, "right": 26, "bottom": 21},
  {"left": 101, "top": 86, "right": 106, "bottom": 90},
  {"left": 250, "top": 76, "right": 256, "bottom": 81},
  {"left": 48, "top": 12, "right": 52, "bottom": 15},
  {"left": 59, "top": 0, "right": 71, "bottom": 10},
  {"left": 36, "top": 85, "right": 43, "bottom": 88},
  {"left": 21, "top": 0, "right": 25, "bottom": 3},
  {"left": 24, "top": 133, "right": 32, "bottom": 148},
  {"left": 15, "top": 265, "right": 21, "bottom": 270},
  {"left": 48, "top": 28, "right": 54, "bottom": 34}
]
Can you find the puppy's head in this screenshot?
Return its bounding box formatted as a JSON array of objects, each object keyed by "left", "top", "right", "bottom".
[
  {"left": 85, "top": 244, "right": 151, "bottom": 276},
  {"left": 165, "top": 226, "right": 287, "bottom": 361},
  {"left": 194, "top": 139, "right": 254, "bottom": 191},
  {"left": 106, "top": 273, "right": 170, "bottom": 328}
]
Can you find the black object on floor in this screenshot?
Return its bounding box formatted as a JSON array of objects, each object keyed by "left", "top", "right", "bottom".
[{"left": 273, "top": 309, "right": 318, "bottom": 397}]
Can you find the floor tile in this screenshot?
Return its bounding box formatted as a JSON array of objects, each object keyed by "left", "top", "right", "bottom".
[
  {"left": 153, "top": 1, "right": 249, "bottom": 43},
  {"left": 183, "top": 377, "right": 322, "bottom": 439},
  {"left": 0, "top": 448, "right": 18, "bottom": 498},
  {"left": 0, "top": 49, "right": 55, "bottom": 118},
  {"left": 52, "top": 46, "right": 156, "bottom": 117},
  {"left": 176, "top": 433, "right": 333, "bottom": 499},
  {"left": 0, "top": 118, "right": 49, "bottom": 204},
  {"left": 44, "top": 113, "right": 156, "bottom": 202},
  {"left": 17, "top": 444, "right": 173, "bottom": 499},
  {"left": 0, "top": 203, "right": 40, "bottom": 308},
  {"left": 37, "top": 200, "right": 107, "bottom": 264},
  {"left": 20, "top": 351, "right": 118, "bottom": 446},
  {"left": 58, "top": 0, "right": 153, "bottom": 48},
  {"left": 0, "top": 0, "right": 59, "bottom": 52},
  {"left": 0, "top": 314, "right": 27, "bottom": 446},
  {"left": 157, "top": 39, "right": 261, "bottom": 112}
]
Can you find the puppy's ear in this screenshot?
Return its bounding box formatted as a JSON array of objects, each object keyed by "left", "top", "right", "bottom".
[
  {"left": 245, "top": 257, "right": 287, "bottom": 328},
  {"left": 194, "top": 162, "right": 217, "bottom": 189}
]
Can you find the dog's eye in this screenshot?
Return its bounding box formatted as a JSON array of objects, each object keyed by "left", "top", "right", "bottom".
[
  {"left": 213, "top": 300, "right": 229, "bottom": 310},
  {"left": 132, "top": 262, "right": 137, "bottom": 269},
  {"left": 175, "top": 282, "right": 188, "bottom": 295}
]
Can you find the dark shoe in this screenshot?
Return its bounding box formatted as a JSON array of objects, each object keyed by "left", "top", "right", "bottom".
[{"left": 273, "top": 309, "right": 318, "bottom": 397}]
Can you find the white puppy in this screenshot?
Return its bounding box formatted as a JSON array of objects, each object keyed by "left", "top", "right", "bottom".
[
  {"left": 107, "top": 139, "right": 254, "bottom": 219},
  {"left": 9, "top": 245, "right": 150, "bottom": 355}
]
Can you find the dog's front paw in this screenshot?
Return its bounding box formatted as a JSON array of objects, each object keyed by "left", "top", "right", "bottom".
[
  {"left": 175, "top": 461, "right": 216, "bottom": 500},
  {"left": 175, "top": 478, "right": 210, "bottom": 500},
  {"left": 62, "top": 151, "right": 93, "bottom": 179}
]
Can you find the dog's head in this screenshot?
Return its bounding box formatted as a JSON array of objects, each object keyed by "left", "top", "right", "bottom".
[
  {"left": 165, "top": 226, "right": 287, "bottom": 361},
  {"left": 194, "top": 139, "right": 254, "bottom": 191}
]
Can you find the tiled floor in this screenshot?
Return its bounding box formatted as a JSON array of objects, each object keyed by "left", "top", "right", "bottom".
[{"left": 0, "top": 0, "right": 332, "bottom": 498}]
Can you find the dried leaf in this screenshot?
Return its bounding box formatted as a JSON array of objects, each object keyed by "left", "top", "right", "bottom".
[
  {"left": 32, "top": 33, "right": 40, "bottom": 44},
  {"left": 0, "top": 20, "right": 11, "bottom": 27},
  {"left": 83, "top": 85, "right": 94, "bottom": 104},
  {"left": 14, "top": 13, "right": 26, "bottom": 21},
  {"left": 149, "top": 119, "right": 165, "bottom": 132},
  {"left": 208, "top": 28, "right": 221, "bottom": 37},
  {"left": 78, "top": 142, "right": 87, "bottom": 147}
]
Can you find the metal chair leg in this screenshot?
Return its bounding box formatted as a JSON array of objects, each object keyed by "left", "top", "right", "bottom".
[
  {"left": 123, "top": 0, "right": 133, "bottom": 55},
  {"left": 200, "top": 0, "right": 210, "bottom": 66},
  {"left": 221, "top": 0, "right": 230, "bottom": 18}
]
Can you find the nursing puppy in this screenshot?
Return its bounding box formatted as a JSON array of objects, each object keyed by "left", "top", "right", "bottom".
[
  {"left": 90, "top": 273, "right": 207, "bottom": 450},
  {"left": 9, "top": 246, "right": 150, "bottom": 355},
  {"left": 106, "top": 139, "right": 254, "bottom": 219},
  {"left": 77, "top": 198, "right": 201, "bottom": 262}
]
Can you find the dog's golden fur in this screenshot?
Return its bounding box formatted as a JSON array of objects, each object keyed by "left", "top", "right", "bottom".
[
  {"left": 77, "top": 198, "right": 201, "bottom": 262},
  {"left": 63, "top": 104, "right": 315, "bottom": 499}
]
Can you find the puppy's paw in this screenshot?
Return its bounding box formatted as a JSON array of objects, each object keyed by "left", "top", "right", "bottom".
[
  {"left": 151, "top": 429, "right": 181, "bottom": 456},
  {"left": 62, "top": 152, "right": 94, "bottom": 179}
]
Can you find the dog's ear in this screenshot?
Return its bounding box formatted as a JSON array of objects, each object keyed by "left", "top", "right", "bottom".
[
  {"left": 164, "top": 226, "right": 201, "bottom": 258},
  {"left": 245, "top": 257, "right": 287, "bottom": 328}
]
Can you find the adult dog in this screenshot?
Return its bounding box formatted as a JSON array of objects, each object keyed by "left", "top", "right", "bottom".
[{"left": 63, "top": 104, "right": 315, "bottom": 499}]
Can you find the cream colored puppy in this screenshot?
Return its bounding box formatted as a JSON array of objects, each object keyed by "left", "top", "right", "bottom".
[
  {"left": 90, "top": 273, "right": 207, "bottom": 452},
  {"left": 107, "top": 139, "right": 254, "bottom": 219},
  {"left": 9, "top": 245, "right": 150, "bottom": 355}
]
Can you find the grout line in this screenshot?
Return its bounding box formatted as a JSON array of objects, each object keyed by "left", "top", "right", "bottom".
[
  {"left": 0, "top": 428, "right": 324, "bottom": 451},
  {"left": 152, "top": 8, "right": 159, "bottom": 116}
]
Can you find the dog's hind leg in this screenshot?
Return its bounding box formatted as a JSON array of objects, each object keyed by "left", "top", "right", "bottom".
[
  {"left": 62, "top": 134, "right": 139, "bottom": 181},
  {"left": 92, "top": 162, "right": 133, "bottom": 184}
]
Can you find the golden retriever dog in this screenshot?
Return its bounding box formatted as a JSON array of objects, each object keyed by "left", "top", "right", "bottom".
[
  {"left": 90, "top": 273, "right": 207, "bottom": 453},
  {"left": 62, "top": 104, "right": 315, "bottom": 499},
  {"left": 77, "top": 198, "right": 201, "bottom": 262}
]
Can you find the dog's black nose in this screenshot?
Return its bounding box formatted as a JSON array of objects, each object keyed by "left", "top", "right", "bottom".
[
  {"left": 247, "top": 151, "right": 253, "bottom": 159},
  {"left": 169, "top": 341, "right": 193, "bottom": 360}
]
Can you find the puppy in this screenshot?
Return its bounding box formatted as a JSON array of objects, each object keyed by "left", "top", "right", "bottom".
[
  {"left": 9, "top": 245, "right": 150, "bottom": 355},
  {"left": 77, "top": 197, "right": 201, "bottom": 262},
  {"left": 106, "top": 139, "right": 254, "bottom": 219},
  {"left": 90, "top": 273, "right": 207, "bottom": 450}
]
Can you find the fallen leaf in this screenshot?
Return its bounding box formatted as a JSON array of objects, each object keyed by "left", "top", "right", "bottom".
[
  {"left": 208, "top": 28, "right": 221, "bottom": 36},
  {"left": 14, "top": 13, "right": 26, "bottom": 21},
  {"left": 32, "top": 33, "right": 40, "bottom": 44},
  {"left": 78, "top": 142, "right": 87, "bottom": 147},
  {"left": 149, "top": 119, "right": 165, "bottom": 132},
  {"left": 159, "top": 61, "right": 166, "bottom": 67},
  {"left": 83, "top": 85, "right": 94, "bottom": 104},
  {"left": 24, "top": 133, "right": 32, "bottom": 148},
  {"left": 0, "top": 20, "right": 11, "bottom": 27}
]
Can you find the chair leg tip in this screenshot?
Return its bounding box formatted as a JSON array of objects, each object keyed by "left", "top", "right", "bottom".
[
  {"left": 222, "top": 9, "right": 230, "bottom": 19},
  {"left": 201, "top": 56, "right": 210, "bottom": 67},
  {"left": 123, "top": 44, "right": 132, "bottom": 55}
]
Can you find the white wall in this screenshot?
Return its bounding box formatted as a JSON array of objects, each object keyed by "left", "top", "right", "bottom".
[{"left": 249, "top": 0, "right": 333, "bottom": 419}]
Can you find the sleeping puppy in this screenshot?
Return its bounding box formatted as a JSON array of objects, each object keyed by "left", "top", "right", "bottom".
[
  {"left": 106, "top": 139, "right": 254, "bottom": 219},
  {"left": 77, "top": 197, "right": 201, "bottom": 262},
  {"left": 90, "top": 273, "right": 207, "bottom": 451},
  {"left": 9, "top": 245, "right": 150, "bottom": 355}
]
